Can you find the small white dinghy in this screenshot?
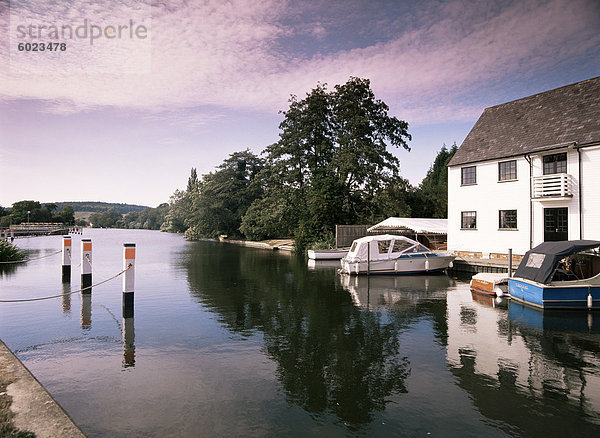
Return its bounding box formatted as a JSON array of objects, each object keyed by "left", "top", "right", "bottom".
[
  {"left": 339, "top": 234, "right": 455, "bottom": 275},
  {"left": 469, "top": 272, "right": 509, "bottom": 297}
]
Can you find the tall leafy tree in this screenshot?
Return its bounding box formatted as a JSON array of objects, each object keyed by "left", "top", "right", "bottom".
[
  {"left": 416, "top": 143, "right": 457, "bottom": 218},
  {"left": 185, "top": 150, "right": 264, "bottom": 239},
  {"left": 252, "top": 77, "right": 411, "bottom": 246}
]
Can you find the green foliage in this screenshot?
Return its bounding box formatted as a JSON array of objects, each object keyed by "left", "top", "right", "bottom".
[
  {"left": 88, "top": 209, "right": 123, "bottom": 228},
  {"left": 8, "top": 200, "right": 76, "bottom": 225},
  {"left": 412, "top": 143, "right": 457, "bottom": 218},
  {"left": 251, "top": 77, "right": 411, "bottom": 247},
  {"left": 240, "top": 191, "right": 297, "bottom": 241},
  {"left": 0, "top": 240, "right": 27, "bottom": 262},
  {"left": 161, "top": 189, "right": 191, "bottom": 233},
  {"left": 122, "top": 203, "right": 169, "bottom": 230},
  {"left": 54, "top": 201, "right": 148, "bottom": 214},
  {"left": 185, "top": 150, "right": 264, "bottom": 239},
  {"left": 163, "top": 78, "right": 455, "bottom": 245}
]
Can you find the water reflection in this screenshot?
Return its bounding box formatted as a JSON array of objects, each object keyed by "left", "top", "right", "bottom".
[
  {"left": 122, "top": 316, "right": 135, "bottom": 368},
  {"left": 62, "top": 282, "right": 71, "bottom": 313},
  {"left": 0, "top": 262, "right": 20, "bottom": 278},
  {"left": 448, "top": 287, "right": 600, "bottom": 435},
  {"left": 81, "top": 292, "right": 92, "bottom": 330},
  {"left": 339, "top": 274, "right": 454, "bottom": 309},
  {"left": 183, "top": 244, "right": 411, "bottom": 427}
]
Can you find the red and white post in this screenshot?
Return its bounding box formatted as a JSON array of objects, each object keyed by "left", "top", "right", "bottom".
[
  {"left": 122, "top": 243, "right": 136, "bottom": 318},
  {"left": 62, "top": 236, "right": 72, "bottom": 282},
  {"left": 81, "top": 239, "right": 92, "bottom": 291}
]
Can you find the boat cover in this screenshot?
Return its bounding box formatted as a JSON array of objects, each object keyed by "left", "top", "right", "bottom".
[{"left": 513, "top": 240, "right": 600, "bottom": 284}]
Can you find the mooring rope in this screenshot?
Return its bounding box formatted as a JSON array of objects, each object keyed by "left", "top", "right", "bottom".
[
  {"left": 0, "top": 249, "right": 62, "bottom": 264},
  {"left": 0, "top": 264, "right": 131, "bottom": 303}
]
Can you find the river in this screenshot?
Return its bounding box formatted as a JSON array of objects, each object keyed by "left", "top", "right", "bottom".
[{"left": 1, "top": 228, "right": 600, "bottom": 436}]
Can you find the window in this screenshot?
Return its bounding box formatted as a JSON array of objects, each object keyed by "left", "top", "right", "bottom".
[
  {"left": 392, "top": 240, "right": 413, "bottom": 253},
  {"left": 543, "top": 153, "right": 567, "bottom": 175},
  {"left": 499, "top": 210, "right": 517, "bottom": 229},
  {"left": 461, "top": 166, "right": 476, "bottom": 185},
  {"left": 377, "top": 240, "right": 391, "bottom": 254},
  {"left": 498, "top": 160, "right": 517, "bottom": 181},
  {"left": 461, "top": 211, "right": 477, "bottom": 229}
]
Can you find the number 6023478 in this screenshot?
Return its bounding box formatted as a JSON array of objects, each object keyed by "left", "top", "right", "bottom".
[{"left": 17, "top": 42, "right": 66, "bottom": 51}]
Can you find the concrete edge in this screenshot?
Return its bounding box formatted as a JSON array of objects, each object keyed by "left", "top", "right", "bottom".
[{"left": 0, "top": 339, "right": 86, "bottom": 438}]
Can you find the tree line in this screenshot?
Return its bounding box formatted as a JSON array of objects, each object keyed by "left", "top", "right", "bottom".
[
  {"left": 0, "top": 200, "right": 75, "bottom": 227},
  {"left": 162, "top": 77, "right": 456, "bottom": 249},
  {"left": 1, "top": 78, "right": 456, "bottom": 247}
]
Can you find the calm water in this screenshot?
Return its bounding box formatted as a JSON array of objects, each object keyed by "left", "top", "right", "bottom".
[{"left": 1, "top": 229, "right": 600, "bottom": 437}]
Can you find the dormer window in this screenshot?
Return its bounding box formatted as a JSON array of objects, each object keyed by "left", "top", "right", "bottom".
[{"left": 461, "top": 166, "right": 476, "bottom": 185}]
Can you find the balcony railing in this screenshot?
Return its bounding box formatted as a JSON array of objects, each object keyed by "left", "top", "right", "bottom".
[{"left": 532, "top": 173, "right": 574, "bottom": 199}]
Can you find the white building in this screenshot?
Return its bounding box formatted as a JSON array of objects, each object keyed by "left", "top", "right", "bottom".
[{"left": 448, "top": 77, "right": 600, "bottom": 259}]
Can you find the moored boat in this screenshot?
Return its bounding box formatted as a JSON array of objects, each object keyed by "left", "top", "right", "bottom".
[
  {"left": 339, "top": 234, "right": 455, "bottom": 275},
  {"left": 307, "top": 248, "right": 349, "bottom": 260},
  {"left": 508, "top": 240, "right": 600, "bottom": 309},
  {"left": 470, "top": 272, "right": 509, "bottom": 297}
]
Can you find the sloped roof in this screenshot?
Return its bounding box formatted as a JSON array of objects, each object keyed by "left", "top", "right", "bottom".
[
  {"left": 449, "top": 76, "right": 600, "bottom": 166},
  {"left": 368, "top": 217, "right": 448, "bottom": 234}
]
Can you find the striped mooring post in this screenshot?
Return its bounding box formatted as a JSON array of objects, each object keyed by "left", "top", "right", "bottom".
[
  {"left": 81, "top": 239, "right": 92, "bottom": 292},
  {"left": 122, "top": 243, "right": 135, "bottom": 318},
  {"left": 62, "top": 236, "right": 72, "bottom": 282}
]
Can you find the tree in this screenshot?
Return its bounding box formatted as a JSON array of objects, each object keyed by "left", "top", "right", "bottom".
[
  {"left": 59, "top": 205, "right": 75, "bottom": 225},
  {"left": 250, "top": 77, "right": 411, "bottom": 247},
  {"left": 185, "top": 150, "right": 264, "bottom": 239},
  {"left": 416, "top": 143, "right": 457, "bottom": 218}
]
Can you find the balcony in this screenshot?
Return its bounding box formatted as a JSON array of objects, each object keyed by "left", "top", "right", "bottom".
[{"left": 532, "top": 173, "right": 574, "bottom": 200}]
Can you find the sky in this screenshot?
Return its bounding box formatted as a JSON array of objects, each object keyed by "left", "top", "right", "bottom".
[{"left": 1, "top": 0, "right": 599, "bottom": 208}]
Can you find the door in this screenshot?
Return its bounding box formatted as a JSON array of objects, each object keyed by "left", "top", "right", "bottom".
[{"left": 544, "top": 207, "right": 568, "bottom": 241}]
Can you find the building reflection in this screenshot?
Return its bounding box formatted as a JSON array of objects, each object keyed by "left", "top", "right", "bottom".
[{"left": 446, "top": 287, "right": 600, "bottom": 435}]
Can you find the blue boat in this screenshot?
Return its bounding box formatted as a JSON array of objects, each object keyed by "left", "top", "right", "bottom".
[{"left": 508, "top": 240, "right": 600, "bottom": 309}]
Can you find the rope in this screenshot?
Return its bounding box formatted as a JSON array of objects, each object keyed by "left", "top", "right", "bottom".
[
  {"left": 0, "top": 264, "right": 131, "bottom": 303},
  {"left": 0, "top": 249, "right": 62, "bottom": 264}
]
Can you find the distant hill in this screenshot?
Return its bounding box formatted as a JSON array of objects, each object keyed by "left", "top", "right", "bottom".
[{"left": 53, "top": 202, "right": 150, "bottom": 214}]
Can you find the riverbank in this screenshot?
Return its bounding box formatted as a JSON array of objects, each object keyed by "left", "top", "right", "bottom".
[
  {"left": 218, "top": 237, "right": 295, "bottom": 252},
  {"left": 0, "top": 339, "right": 85, "bottom": 438}
]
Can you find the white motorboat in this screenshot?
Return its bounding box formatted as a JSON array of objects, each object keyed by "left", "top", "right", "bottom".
[{"left": 339, "top": 234, "right": 455, "bottom": 275}]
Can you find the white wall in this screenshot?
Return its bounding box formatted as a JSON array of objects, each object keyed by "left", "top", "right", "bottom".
[
  {"left": 530, "top": 148, "right": 580, "bottom": 246},
  {"left": 581, "top": 146, "right": 600, "bottom": 241},
  {"left": 448, "top": 158, "right": 531, "bottom": 255}
]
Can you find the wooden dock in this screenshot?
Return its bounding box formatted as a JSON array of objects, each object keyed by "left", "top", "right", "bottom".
[
  {"left": 1, "top": 223, "right": 69, "bottom": 238},
  {"left": 448, "top": 256, "right": 519, "bottom": 274}
]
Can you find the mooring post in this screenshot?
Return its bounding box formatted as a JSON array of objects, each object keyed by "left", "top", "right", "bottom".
[
  {"left": 62, "top": 236, "right": 72, "bottom": 282},
  {"left": 122, "top": 243, "right": 136, "bottom": 318},
  {"left": 367, "top": 241, "right": 371, "bottom": 275},
  {"left": 508, "top": 248, "right": 513, "bottom": 278},
  {"left": 81, "top": 239, "right": 92, "bottom": 292}
]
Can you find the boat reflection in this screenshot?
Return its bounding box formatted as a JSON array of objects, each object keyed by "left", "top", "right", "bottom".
[
  {"left": 307, "top": 259, "right": 341, "bottom": 270},
  {"left": 339, "top": 274, "right": 455, "bottom": 309},
  {"left": 508, "top": 300, "right": 600, "bottom": 332},
  {"left": 470, "top": 290, "right": 508, "bottom": 309}
]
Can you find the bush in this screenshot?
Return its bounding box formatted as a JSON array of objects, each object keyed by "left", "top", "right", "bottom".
[{"left": 0, "top": 240, "right": 27, "bottom": 263}]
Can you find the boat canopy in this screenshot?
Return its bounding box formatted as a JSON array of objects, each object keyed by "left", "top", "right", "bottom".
[
  {"left": 367, "top": 217, "right": 448, "bottom": 234},
  {"left": 346, "top": 234, "right": 431, "bottom": 262},
  {"left": 514, "top": 240, "right": 600, "bottom": 284}
]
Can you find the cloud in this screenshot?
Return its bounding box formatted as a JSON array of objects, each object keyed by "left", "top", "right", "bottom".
[{"left": 1, "top": 0, "right": 599, "bottom": 125}]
